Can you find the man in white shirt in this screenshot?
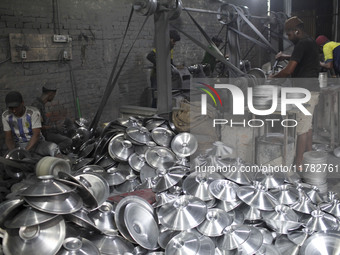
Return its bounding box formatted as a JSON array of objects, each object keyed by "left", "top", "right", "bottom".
[{"left": 2, "top": 91, "right": 59, "bottom": 156}]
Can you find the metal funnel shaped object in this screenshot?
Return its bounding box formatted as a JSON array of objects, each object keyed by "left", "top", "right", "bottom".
[
  {"left": 89, "top": 202, "right": 117, "bottom": 235},
  {"left": 153, "top": 192, "right": 179, "bottom": 208},
  {"left": 151, "top": 127, "right": 175, "bottom": 147},
  {"left": 171, "top": 132, "right": 198, "bottom": 157},
  {"left": 240, "top": 204, "right": 262, "bottom": 221},
  {"left": 215, "top": 199, "right": 243, "bottom": 213},
  {"left": 300, "top": 231, "right": 340, "bottom": 255},
  {"left": 320, "top": 198, "right": 340, "bottom": 217},
  {"left": 205, "top": 141, "right": 233, "bottom": 159},
  {"left": 20, "top": 175, "right": 76, "bottom": 197},
  {"left": 274, "top": 235, "right": 300, "bottom": 255},
  {"left": 5, "top": 206, "right": 58, "bottom": 228},
  {"left": 209, "top": 179, "right": 239, "bottom": 202},
  {"left": 227, "top": 208, "right": 245, "bottom": 225},
  {"left": 236, "top": 181, "right": 278, "bottom": 211},
  {"left": 158, "top": 230, "right": 180, "bottom": 249},
  {"left": 291, "top": 194, "right": 317, "bottom": 214},
  {"left": 269, "top": 184, "right": 299, "bottom": 205},
  {"left": 152, "top": 169, "right": 185, "bottom": 193},
  {"left": 106, "top": 165, "right": 129, "bottom": 186},
  {"left": 65, "top": 208, "right": 100, "bottom": 232},
  {"left": 24, "top": 192, "right": 83, "bottom": 214},
  {"left": 88, "top": 233, "right": 134, "bottom": 255},
  {"left": 115, "top": 196, "right": 154, "bottom": 243},
  {"left": 197, "top": 236, "right": 215, "bottom": 255},
  {"left": 306, "top": 186, "right": 324, "bottom": 204},
  {"left": 306, "top": 209, "right": 339, "bottom": 232},
  {"left": 165, "top": 231, "right": 200, "bottom": 255},
  {"left": 216, "top": 225, "right": 251, "bottom": 251},
  {"left": 115, "top": 174, "right": 141, "bottom": 193},
  {"left": 158, "top": 195, "right": 207, "bottom": 231},
  {"left": 3, "top": 216, "right": 66, "bottom": 255},
  {"left": 255, "top": 244, "right": 281, "bottom": 255},
  {"left": 257, "top": 228, "right": 274, "bottom": 245},
  {"left": 128, "top": 153, "right": 147, "bottom": 172},
  {"left": 135, "top": 177, "right": 155, "bottom": 190},
  {"left": 197, "top": 208, "right": 233, "bottom": 237},
  {"left": 58, "top": 237, "right": 100, "bottom": 255},
  {"left": 126, "top": 126, "right": 152, "bottom": 145},
  {"left": 182, "top": 172, "right": 222, "bottom": 201},
  {"left": 145, "top": 146, "right": 176, "bottom": 170},
  {"left": 222, "top": 158, "right": 253, "bottom": 185},
  {"left": 238, "top": 226, "right": 263, "bottom": 255},
  {"left": 255, "top": 171, "right": 285, "bottom": 190},
  {"left": 287, "top": 228, "right": 313, "bottom": 246},
  {"left": 74, "top": 173, "right": 110, "bottom": 210},
  {"left": 134, "top": 141, "right": 157, "bottom": 156},
  {"left": 108, "top": 133, "right": 135, "bottom": 162},
  {"left": 0, "top": 198, "right": 24, "bottom": 227},
  {"left": 124, "top": 202, "right": 159, "bottom": 250}
]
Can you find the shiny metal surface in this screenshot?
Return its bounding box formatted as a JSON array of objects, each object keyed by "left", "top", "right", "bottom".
[
  {"left": 287, "top": 228, "right": 312, "bottom": 246},
  {"left": 0, "top": 198, "right": 24, "bottom": 227},
  {"left": 257, "top": 228, "right": 274, "bottom": 245},
  {"left": 115, "top": 174, "right": 141, "bottom": 193},
  {"left": 255, "top": 244, "right": 280, "bottom": 255},
  {"left": 171, "top": 132, "right": 198, "bottom": 157},
  {"left": 255, "top": 171, "right": 285, "bottom": 190},
  {"left": 158, "top": 195, "right": 207, "bottom": 230},
  {"left": 3, "top": 216, "right": 66, "bottom": 255},
  {"left": 126, "top": 126, "right": 152, "bottom": 145},
  {"left": 209, "top": 179, "right": 239, "bottom": 201},
  {"left": 205, "top": 141, "right": 233, "bottom": 158},
  {"left": 165, "top": 231, "right": 200, "bottom": 255},
  {"left": 300, "top": 231, "right": 340, "bottom": 255},
  {"left": 24, "top": 192, "right": 83, "bottom": 214},
  {"left": 306, "top": 186, "right": 324, "bottom": 204},
  {"left": 5, "top": 206, "right": 58, "bottom": 228},
  {"left": 151, "top": 127, "right": 174, "bottom": 147},
  {"left": 269, "top": 184, "right": 299, "bottom": 205},
  {"left": 197, "top": 236, "right": 215, "bottom": 255},
  {"left": 320, "top": 198, "right": 340, "bottom": 217},
  {"left": 139, "top": 162, "right": 157, "bottom": 182},
  {"left": 216, "top": 225, "right": 251, "bottom": 251},
  {"left": 35, "top": 156, "right": 71, "bottom": 177},
  {"left": 134, "top": 141, "right": 157, "bottom": 155},
  {"left": 222, "top": 159, "right": 253, "bottom": 185},
  {"left": 124, "top": 202, "right": 159, "bottom": 250},
  {"left": 215, "top": 199, "right": 243, "bottom": 213},
  {"left": 57, "top": 237, "right": 100, "bottom": 255},
  {"left": 145, "top": 146, "right": 176, "bottom": 170},
  {"left": 88, "top": 233, "right": 134, "bottom": 255},
  {"left": 158, "top": 230, "right": 180, "bottom": 249},
  {"left": 197, "top": 208, "right": 232, "bottom": 237},
  {"left": 106, "top": 165, "right": 129, "bottom": 185},
  {"left": 20, "top": 175, "right": 75, "bottom": 197},
  {"left": 182, "top": 172, "right": 222, "bottom": 201},
  {"left": 238, "top": 226, "right": 263, "bottom": 255},
  {"left": 236, "top": 182, "right": 278, "bottom": 210},
  {"left": 108, "top": 133, "right": 135, "bottom": 161},
  {"left": 74, "top": 173, "right": 110, "bottom": 210},
  {"left": 65, "top": 208, "right": 99, "bottom": 231},
  {"left": 145, "top": 118, "right": 165, "bottom": 130},
  {"left": 291, "top": 194, "right": 317, "bottom": 214},
  {"left": 128, "top": 153, "right": 147, "bottom": 172},
  {"left": 152, "top": 169, "right": 185, "bottom": 192},
  {"left": 153, "top": 192, "right": 179, "bottom": 208},
  {"left": 306, "top": 209, "right": 339, "bottom": 232},
  {"left": 89, "top": 202, "right": 117, "bottom": 235},
  {"left": 240, "top": 204, "right": 262, "bottom": 221},
  {"left": 115, "top": 196, "right": 154, "bottom": 243},
  {"left": 227, "top": 209, "right": 245, "bottom": 225},
  {"left": 274, "top": 235, "right": 300, "bottom": 255}
]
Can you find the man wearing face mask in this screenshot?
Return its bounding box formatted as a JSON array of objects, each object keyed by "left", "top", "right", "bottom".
[
  {"left": 269, "top": 16, "right": 320, "bottom": 170},
  {"left": 2, "top": 91, "right": 59, "bottom": 156}
]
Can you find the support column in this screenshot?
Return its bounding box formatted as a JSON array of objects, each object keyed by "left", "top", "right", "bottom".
[{"left": 154, "top": 11, "right": 172, "bottom": 117}]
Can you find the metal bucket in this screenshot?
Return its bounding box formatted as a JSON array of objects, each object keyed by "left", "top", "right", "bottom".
[{"left": 318, "top": 72, "right": 328, "bottom": 88}]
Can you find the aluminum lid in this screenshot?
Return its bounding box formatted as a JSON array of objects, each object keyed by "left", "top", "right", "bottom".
[{"left": 171, "top": 132, "right": 198, "bottom": 157}]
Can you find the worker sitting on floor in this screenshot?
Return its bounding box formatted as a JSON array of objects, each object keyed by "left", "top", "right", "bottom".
[
  {"left": 2, "top": 91, "right": 59, "bottom": 156},
  {"left": 31, "top": 86, "right": 72, "bottom": 154}
]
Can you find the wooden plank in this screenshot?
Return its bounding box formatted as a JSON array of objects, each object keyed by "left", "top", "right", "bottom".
[{"left": 9, "top": 33, "right": 72, "bottom": 63}]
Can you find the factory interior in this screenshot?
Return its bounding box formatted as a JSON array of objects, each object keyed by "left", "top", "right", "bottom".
[{"left": 1, "top": 0, "right": 340, "bottom": 254}]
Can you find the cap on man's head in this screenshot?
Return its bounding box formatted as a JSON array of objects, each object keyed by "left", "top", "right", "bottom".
[
  {"left": 316, "top": 35, "right": 329, "bottom": 46},
  {"left": 42, "top": 86, "right": 57, "bottom": 93},
  {"left": 5, "top": 91, "right": 23, "bottom": 108},
  {"left": 284, "top": 16, "right": 304, "bottom": 31},
  {"left": 170, "top": 30, "right": 181, "bottom": 42}
]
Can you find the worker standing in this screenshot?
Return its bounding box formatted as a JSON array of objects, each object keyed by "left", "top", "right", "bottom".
[
  {"left": 269, "top": 16, "right": 320, "bottom": 171},
  {"left": 201, "top": 36, "right": 223, "bottom": 76},
  {"left": 315, "top": 35, "right": 340, "bottom": 77}
]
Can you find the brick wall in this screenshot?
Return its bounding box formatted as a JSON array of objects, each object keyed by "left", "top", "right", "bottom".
[{"left": 0, "top": 0, "right": 268, "bottom": 127}]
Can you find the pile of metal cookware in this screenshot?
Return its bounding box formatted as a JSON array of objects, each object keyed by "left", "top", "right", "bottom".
[{"left": 1, "top": 116, "right": 340, "bottom": 255}]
